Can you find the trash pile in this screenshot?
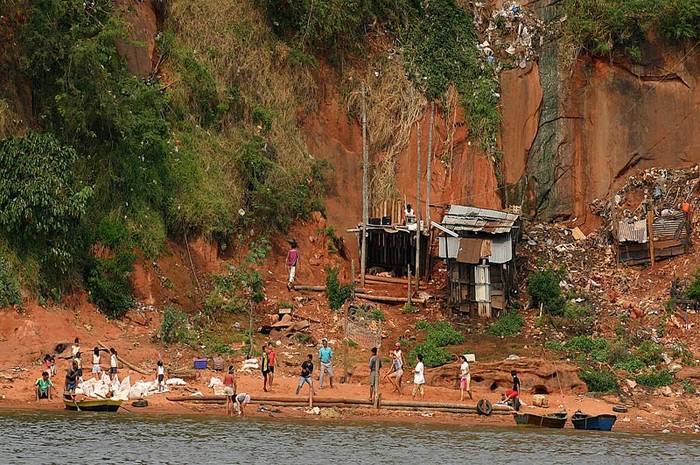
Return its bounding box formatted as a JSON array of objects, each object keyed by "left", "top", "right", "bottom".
[
  {"left": 76, "top": 374, "right": 183, "bottom": 400},
  {"left": 472, "top": 1, "right": 548, "bottom": 69},
  {"left": 591, "top": 166, "right": 700, "bottom": 236}
]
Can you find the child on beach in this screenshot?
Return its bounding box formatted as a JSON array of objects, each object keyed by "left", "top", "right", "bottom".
[
  {"left": 267, "top": 342, "right": 276, "bottom": 388},
  {"left": 295, "top": 354, "right": 314, "bottom": 396},
  {"left": 368, "top": 347, "right": 381, "bottom": 401},
  {"left": 385, "top": 351, "right": 403, "bottom": 395},
  {"left": 261, "top": 345, "right": 270, "bottom": 392},
  {"left": 73, "top": 352, "right": 84, "bottom": 384},
  {"left": 412, "top": 354, "right": 425, "bottom": 400},
  {"left": 459, "top": 355, "right": 472, "bottom": 401},
  {"left": 109, "top": 348, "right": 119, "bottom": 381},
  {"left": 35, "top": 371, "right": 53, "bottom": 401},
  {"left": 92, "top": 347, "right": 102, "bottom": 379},
  {"left": 224, "top": 366, "right": 236, "bottom": 417},
  {"left": 234, "top": 393, "right": 251, "bottom": 416},
  {"left": 71, "top": 338, "right": 80, "bottom": 357},
  {"left": 156, "top": 360, "right": 165, "bottom": 392}
]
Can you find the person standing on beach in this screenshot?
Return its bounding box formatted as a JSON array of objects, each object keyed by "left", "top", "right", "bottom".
[
  {"left": 223, "top": 365, "right": 236, "bottom": 417},
  {"left": 261, "top": 345, "right": 270, "bottom": 392},
  {"left": 109, "top": 348, "right": 119, "bottom": 381},
  {"left": 459, "top": 355, "right": 472, "bottom": 401},
  {"left": 73, "top": 352, "right": 84, "bottom": 385},
  {"left": 156, "top": 360, "right": 165, "bottom": 392},
  {"left": 318, "top": 337, "right": 334, "bottom": 389},
  {"left": 92, "top": 347, "right": 102, "bottom": 380},
  {"left": 295, "top": 354, "right": 314, "bottom": 396},
  {"left": 286, "top": 240, "right": 299, "bottom": 290},
  {"left": 412, "top": 354, "right": 425, "bottom": 400},
  {"left": 65, "top": 360, "right": 79, "bottom": 399},
  {"left": 71, "top": 338, "right": 80, "bottom": 358},
  {"left": 267, "top": 342, "right": 276, "bottom": 388},
  {"left": 368, "top": 347, "right": 381, "bottom": 401},
  {"left": 385, "top": 351, "right": 403, "bottom": 395}
]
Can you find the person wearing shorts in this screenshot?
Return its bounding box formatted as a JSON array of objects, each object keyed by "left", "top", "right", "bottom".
[
  {"left": 36, "top": 371, "right": 53, "bottom": 401},
  {"left": 92, "top": 347, "right": 102, "bottom": 379},
  {"left": 156, "top": 360, "right": 165, "bottom": 392},
  {"left": 318, "top": 338, "right": 334, "bottom": 389},
  {"left": 386, "top": 351, "right": 404, "bottom": 395},
  {"left": 267, "top": 342, "right": 276, "bottom": 388},
  {"left": 412, "top": 354, "right": 425, "bottom": 400},
  {"left": 235, "top": 393, "right": 251, "bottom": 416},
  {"left": 295, "top": 354, "right": 314, "bottom": 396},
  {"left": 65, "top": 361, "right": 79, "bottom": 399},
  {"left": 260, "top": 345, "right": 270, "bottom": 392},
  {"left": 109, "top": 348, "right": 119, "bottom": 380},
  {"left": 459, "top": 355, "right": 472, "bottom": 401},
  {"left": 223, "top": 366, "right": 236, "bottom": 416}
]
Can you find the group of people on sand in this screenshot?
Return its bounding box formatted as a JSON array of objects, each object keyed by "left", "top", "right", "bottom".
[{"left": 36, "top": 338, "right": 122, "bottom": 402}]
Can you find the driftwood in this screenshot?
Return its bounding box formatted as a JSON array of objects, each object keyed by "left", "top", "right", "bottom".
[{"left": 96, "top": 340, "right": 150, "bottom": 375}]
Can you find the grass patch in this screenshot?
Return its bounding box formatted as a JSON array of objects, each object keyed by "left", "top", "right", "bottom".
[
  {"left": 488, "top": 311, "right": 524, "bottom": 337},
  {"left": 580, "top": 368, "right": 618, "bottom": 393},
  {"left": 160, "top": 305, "right": 190, "bottom": 344},
  {"left": 636, "top": 369, "right": 674, "bottom": 388}
]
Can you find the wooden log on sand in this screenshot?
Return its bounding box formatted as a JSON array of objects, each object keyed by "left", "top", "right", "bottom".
[
  {"left": 360, "top": 275, "right": 425, "bottom": 287},
  {"left": 294, "top": 285, "right": 368, "bottom": 293},
  {"left": 96, "top": 340, "right": 149, "bottom": 375},
  {"left": 167, "top": 395, "right": 372, "bottom": 406}
]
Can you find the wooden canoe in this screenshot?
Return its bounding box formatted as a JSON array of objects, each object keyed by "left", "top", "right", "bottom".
[
  {"left": 514, "top": 412, "right": 567, "bottom": 428},
  {"left": 64, "top": 398, "right": 123, "bottom": 412}
]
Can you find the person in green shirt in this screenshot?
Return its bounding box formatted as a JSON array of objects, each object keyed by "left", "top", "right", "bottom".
[{"left": 35, "top": 371, "right": 53, "bottom": 401}]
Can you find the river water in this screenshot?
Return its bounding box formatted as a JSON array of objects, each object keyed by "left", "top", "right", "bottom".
[{"left": 1, "top": 411, "right": 699, "bottom": 465}]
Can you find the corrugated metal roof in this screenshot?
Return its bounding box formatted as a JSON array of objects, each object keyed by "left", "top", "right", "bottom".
[
  {"left": 618, "top": 219, "right": 648, "bottom": 243},
  {"left": 653, "top": 214, "right": 688, "bottom": 241},
  {"left": 441, "top": 205, "right": 519, "bottom": 234}
]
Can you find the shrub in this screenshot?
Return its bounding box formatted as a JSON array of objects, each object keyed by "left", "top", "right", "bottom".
[
  {"left": 564, "top": 336, "right": 611, "bottom": 363},
  {"left": 409, "top": 342, "right": 453, "bottom": 368},
  {"left": 86, "top": 252, "right": 135, "bottom": 319},
  {"left": 325, "top": 267, "right": 353, "bottom": 311},
  {"left": 561, "top": 301, "right": 594, "bottom": 336},
  {"left": 635, "top": 340, "right": 663, "bottom": 365},
  {"left": 682, "top": 379, "right": 696, "bottom": 394},
  {"left": 418, "top": 321, "right": 465, "bottom": 347},
  {"left": 580, "top": 368, "right": 618, "bottom": 393},
  {"left": 160, "top": 305, "right": 189, "bottom": 344},
  {"left": 0, "top": 256, "right": 21, "bottom": 307},
  {"left": 488, "top": 311, "right": 524, "bottom": 337},
  {"left": 207, "top": 244, "right": 268, "bottom": 315},
  {"left": 636, "top": 369, "right": 674, "bottom": 388},
  {"left": 528, "top": 268, "right": 565, "bottom": 315},
  {"left": 544, "top": 340, "right": 564, "bottom": 351},
  {"left": 687, "top": 267, "right": 700, "bottom": 303},
  {"left": 0, "top": 132, "right": 92, "bottom": 270},
  {"left": 401, "top": 301, "right": 418, "bottom": 314},
  {"left": 369, "top": 309, "right": 386, "bottom": 322}
]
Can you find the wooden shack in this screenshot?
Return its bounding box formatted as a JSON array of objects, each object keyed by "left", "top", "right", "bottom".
[
  {"left": 615, "top": 210, "right": 692, "bottom": 265},
  {"left": 350, "top": 224, "right": 429, "bottom": 277},
  {"left": 437, "top": 206, "right": 520, "bottom": 318}
]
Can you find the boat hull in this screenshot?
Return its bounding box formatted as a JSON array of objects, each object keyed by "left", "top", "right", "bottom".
[
  {"left": 64, "top": 399, "right": 122, "bottom": 412},
  {"left": 571, "top": 414, "right": 617, "bottom": 431},
  {"left": 514, "top": 413, "right": 567, "bottom": 428}
]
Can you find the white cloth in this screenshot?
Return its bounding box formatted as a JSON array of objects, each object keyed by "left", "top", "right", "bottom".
[
  {"left": 157, "top": 365, "right": 165, "bottom": 376},
  {"left": 288, "top": 265, "right": 296, "bottom": 283},
  {"left": 92, "top": 353, "right": 100, "bottom": 365},
  {"left": 413, "top": 362, "right": 425, "bottom": 385},
  {"left": 110, "top": 354, "right": 118, "bottom": 368},
  {"left": 460, "top": 361, "right": 469, "bottom": 377}
]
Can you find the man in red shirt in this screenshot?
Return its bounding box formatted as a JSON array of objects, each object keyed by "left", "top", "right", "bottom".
[{"left": 286, "top": 239, "right": 299, "bottom": 290}]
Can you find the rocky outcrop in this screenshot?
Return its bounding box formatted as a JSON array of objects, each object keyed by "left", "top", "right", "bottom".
[
  {"left": 115, "top": 0, "right": 160, "bottom": 77},
  {"left": 426, "top": 357, "right": 586, "bottom": 395}
]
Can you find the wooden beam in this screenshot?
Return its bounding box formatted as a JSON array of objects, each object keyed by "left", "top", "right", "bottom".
[
  {"left": 647, "top": 209, "right": 655, "bottom": 266},
  {"left": 355, "top": 293, "right": 426, "bottom": 304},
  {"left": 360, "top": 83, "right": 369, "bottom": 288}
]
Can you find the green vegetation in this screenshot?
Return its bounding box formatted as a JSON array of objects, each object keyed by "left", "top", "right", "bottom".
[
  {"left": 85, "top": 251, "right": 135, "bottom": 319},
  {"left": 636, "top": 340, "right": 663, "bottom": 365},
  {"left": 488, "top": 311, "right": 524, "bottom": 337},
  {"left": 561, "top": 302, "right": 594, "bottom": 336},
  {"left": 636, "top": 369, "right": 674, "bottom": 388},
  {"left": 0, "top": 255, "right": 21, "bottom": 307},
  {"left": 687, "top": 267, "right": 700, "bottom": 303},
  {"left": 580, "top": 368, "right": 618, "bottom": 393},
  {"left": 682, "top": 379, "right": 696, "bottom": 394},
  {"left": 410, "top": 320, "right": 464, "bottom": 367},
  {"left": 401, "top": 301, "right": 419, "bottom": 314},
  {"left": 325, "top": 267, "right": 353, "bottom": 311},
  {"left": 563, "top": 0, "right": 700, "bottom": 58},
  {"left": 528, "top": 268, "right": 565, "bottom": 315},
  {"left": 160, "top": 305, "right": 190, "bottom": 344}
]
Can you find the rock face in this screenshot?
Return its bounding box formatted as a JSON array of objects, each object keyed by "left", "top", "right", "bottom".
[
  {"left": 425, "top": 357, "right": 586, "bottom": 395},
  {"left": 114, "top": 0, "right": 160, "bottom": 77}
]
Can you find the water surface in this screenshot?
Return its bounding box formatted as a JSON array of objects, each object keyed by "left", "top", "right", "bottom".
[{"left": 1, "top": 411, "right": 698, "bottom": 465}]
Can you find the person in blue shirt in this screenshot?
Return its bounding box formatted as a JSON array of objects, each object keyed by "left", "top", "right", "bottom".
[{"left": 318, "top": 337, "right": 334, "bottom": 389}]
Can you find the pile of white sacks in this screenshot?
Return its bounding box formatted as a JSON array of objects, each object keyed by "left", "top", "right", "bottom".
[{"left": 76, "top": 374, "right": 187, "bottom": 400}]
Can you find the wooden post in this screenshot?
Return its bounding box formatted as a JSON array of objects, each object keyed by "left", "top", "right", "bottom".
[
  {"left": 407, "top": 264, "right": 412, "bottom": 304},
  {"left": 415, "top": 119, "right": 422, "bottom": 285},
  {"left": 426, "top": 101, "right": 434, "bottom": 226},
  {"left": 647, "top": 209, "right": 655, "bottom": 266},
  {"left": 374, "top": 320, "right": 382, "bottom": 409},
  {"left": 344, "top": 260, "right": 354, "bottom": 383},
  {"left": 360, "top": 83, "right": 369, "bottom": 288}
]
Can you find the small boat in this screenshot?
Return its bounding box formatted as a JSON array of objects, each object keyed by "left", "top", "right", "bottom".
[
  {"left": 571, "top": 412, "right": 617, "bottom": 431},
  {"left": 514, "top": 412, "right": 567, "bottom": 428},
  {"left": 64, "top": 398, "right": 123, "bottom": 412}
]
